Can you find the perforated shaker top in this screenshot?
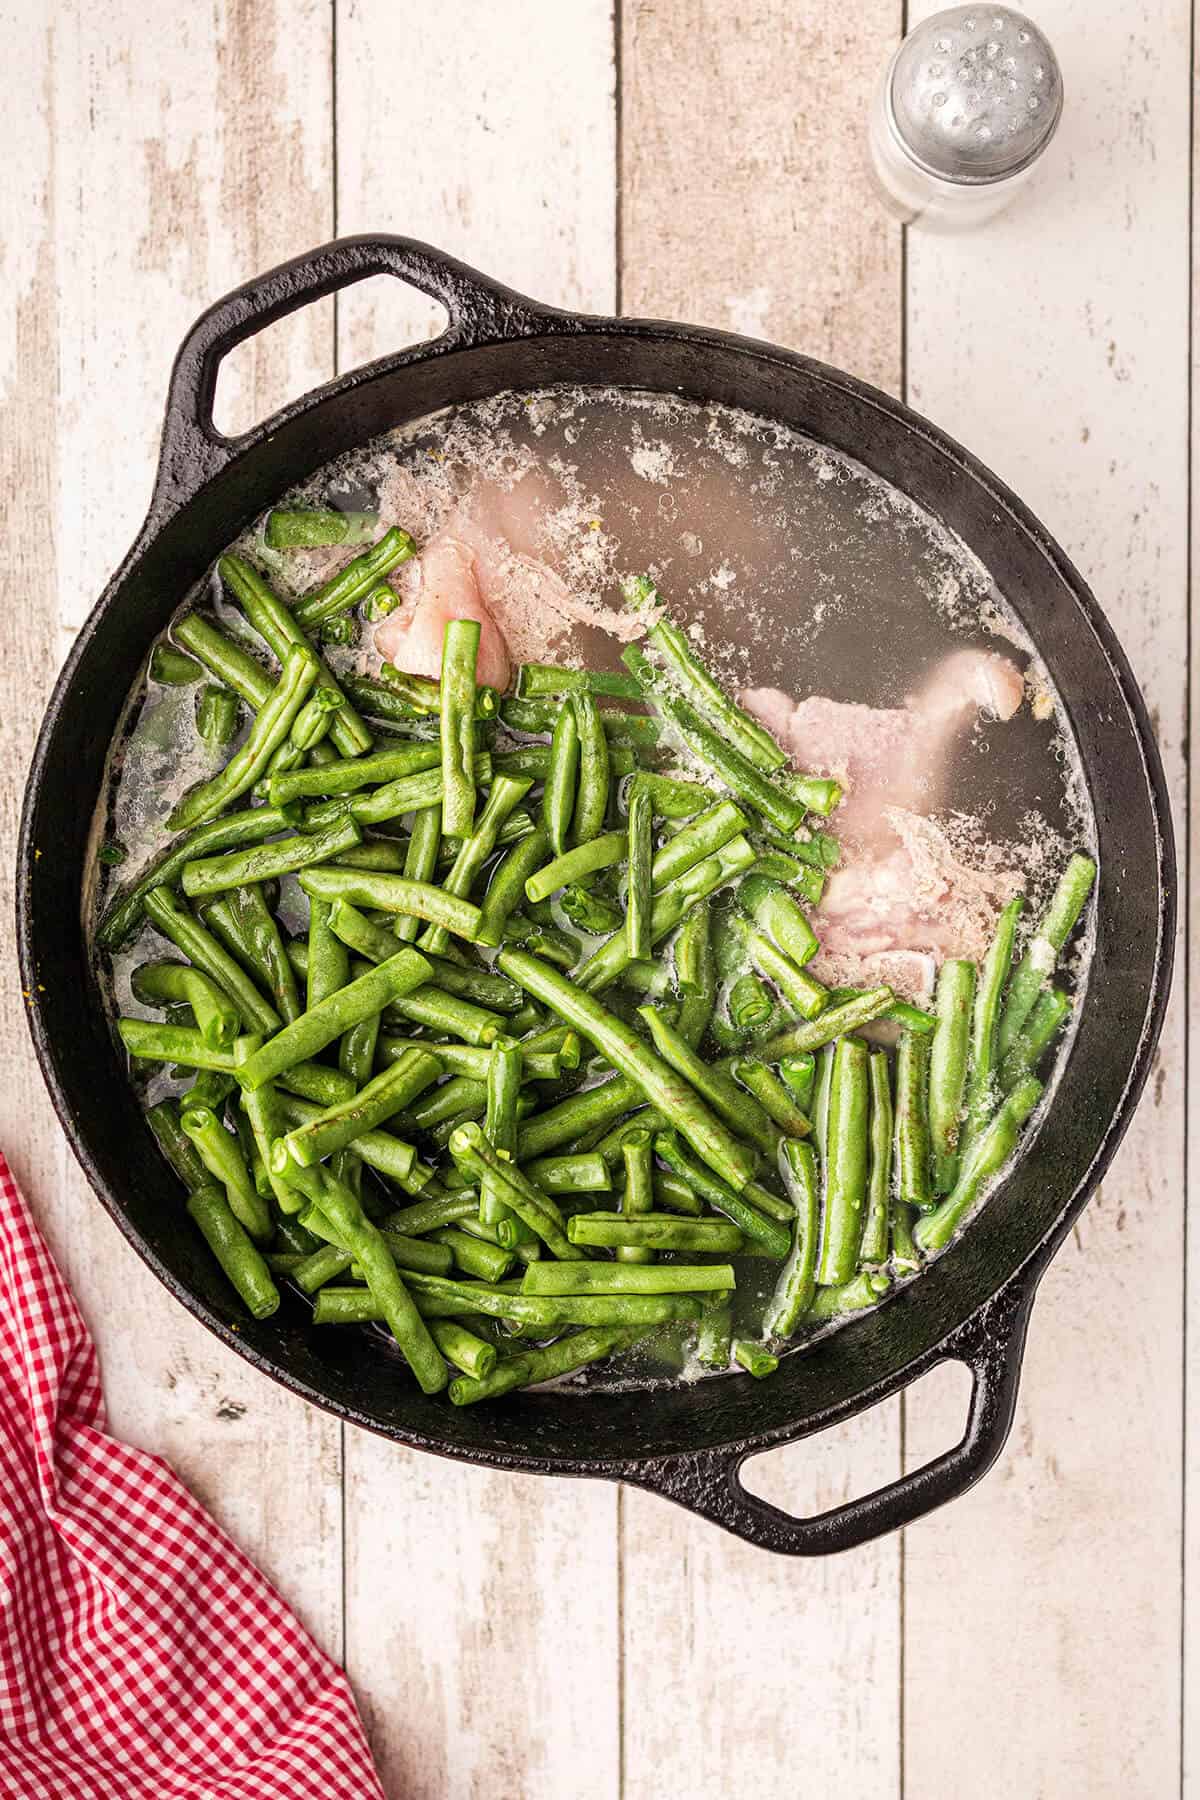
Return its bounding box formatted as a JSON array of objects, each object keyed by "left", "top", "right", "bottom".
[{"left": 889, "top": 7, "right": 1063, "bottom": 184}]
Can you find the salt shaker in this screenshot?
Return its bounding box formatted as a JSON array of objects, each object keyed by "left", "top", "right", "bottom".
[{"left": 868, "top": 6, "right": 1063, "bottom": 230}]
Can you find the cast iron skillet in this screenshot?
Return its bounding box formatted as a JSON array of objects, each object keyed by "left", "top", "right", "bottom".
[{"left": 17, "top": 236, "right": 1174, "bottom": 1555}]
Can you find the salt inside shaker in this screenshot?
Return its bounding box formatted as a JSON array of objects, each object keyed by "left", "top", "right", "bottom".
[{"left": 868, "top": 7, "right": 1063, "bottom": 230}]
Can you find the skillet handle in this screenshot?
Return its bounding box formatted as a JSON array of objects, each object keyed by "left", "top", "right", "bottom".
[
  {"left": 150, "top": 234, "right": 552, "bottom": 522},
  {"left": 624, "top": 1276, "right": 1037, "bottom": 1556}
]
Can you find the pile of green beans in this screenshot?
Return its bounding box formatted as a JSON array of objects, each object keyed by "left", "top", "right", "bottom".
[{"left": 96, "top": 533, "right": 1096, "bottom": 1403}]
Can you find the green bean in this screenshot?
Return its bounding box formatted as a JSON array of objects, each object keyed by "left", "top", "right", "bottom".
[
  {"left": 637, "top": 1006, "right": 773, "bottom": 1148},
  {"left": 732, "top": 1339, "right": 779, "bottom": 1378},
  {"left": 436, "top": 617, "right": 480, "bottom": 837},
  {"left": 376, "top": 665, "right": 499, "bottom": 719},
  {"left": 999, "top": 987, "right": 1072, "bottom": 1094},
  {"left": 382, "top": 1193, "right": 483, "bottom": 1236},
  {"left": 420, "top": 773, "right": 533, "bottom": 956},
  {"left": 815, "top": 1037, "right": 869, "bottom": 1286},
  {"left": 524, "top": 1256, "right": 735, "bottom": 1295},
  {"left": 276, "top": 1063, "right": 357, "bottom": 1108},
  {"left": 637, "top": 614, "right": 784, "bottom": 770},
  {"left": 379, "top": 1035, "right": 562, "bottom": 1084},
  {"left": 410, "top": 1274, "right": 701, "bottom": 1330},
  {"left": 779, "top": 1052, "right": 816, "bottom": 1113},
  {"left": 516, "top": 1075, "right": 642, "bottom": 1160},
  {"left": 273, "top": 1214, "right": 321, "bottom": 1254},
  {"left": 226, "top": 884, "right": 302, "bottom": 1023},
  {"left": 738, "top": 872, "right": 819, "bottom": 967},
  {"left": 570, "top": 1209, "right": 744, "bottom": 1255},
  {"left": 427, "top": 1318, "right": 497, "bottom": 1381},
  {"left": 289, "top": 1160, "right": 447, "bottom": 1391},
  {"left": 763, "top": 1138, "right": 820, "bottom": 1337},
  {"left": 621, "top": 779, "right": 655, "bottom": 962},
  {"left": 181, "top": 816, "right": 361, "bottom": 900},
  {"left": 730, "top": 1058, "right": 810, "bottom": 1137},
  {"left": 180, "top": 1102, "right": 272, "bottom": 1243},
  {"left": 587, "top": 1109, "right": 667, "bottom": 1166},
  {"left": 624, "top": 645, "right": 805, "bottom": 832},
  {"left": 673, "top": 898, "right": 713, "bottom": 1003},
  {"left": 960, "top": 895, "right": 1023, "bottom": 1155},
  {"left": 187, "top": 1183, "right": 279, "bottom": 1318},
  {"left": 916, "top": 1079, "right": 1047, "bottom": 1255},
  {"left": 269, "top": 743, "right": 441, "bottom": 804},
  {"left": 167, "top": 644, "right": 319, "bottom": 831},
  {"left": 997, "top": 855, "right": 1096, "bottom": 1057},
  {"left": 516, "top": 662, "right": 643, "bottom": 701},
  {"left": 331, "top": 840, "right": 409, "bottom": 873},
  {"left": 780, "top": 773, "right": 842, "bottom": 816},
  {"left": 150, "top": 642, "right": 204, "bottom": 686},
  {"left": 131, "top": 961, "right": 240, "bottom": 1050},
  {"left": 299, "top": 866, "right": 484, "bottom": 942},
  {"left": 174, "top": 612, "right": 274, "bottom": 709},
  {"left": 476, "top": 1036, "right": 523, "bottom": 1229},
  {"left": 305, "top": 898, "right": 350, "bottom": 1009},
  {"left": 431, "top": 1226, "right": 514, "bottom": 1284},
  {"left": 759, "top": 987, "right": 894, "bottom": 1059},
  {"left": 387, "top": 804, "right": 439, "bottom": 943},
  {"left": 291, "top": 526, "right": 415, "bottom": 629},
  {"left": 575, "top": 836, "right": 757, "bottom": 994},
  {"left": 807, "top": 1271, "right": 891, "bottom": 1321},
  {"left": 520, "top": 1152, "right": 610, "bottom": 1194},
  {"left": 142, "top": 887, "right": 280, "bottom": 1033},
  {"left": 470, "top": 825, "right": 548, "bottom": 949},
  {"left": 695, "top": 1296, "right": 733, "bottom": 1369},
  {"left": 745, "top": 929, "right": 828, "bottom": 1021},
  {"left": 301, "top": 752, "right": 492, "bottom": 832},
  {"left": 929, "top": 959, "right": 976, "bottom": 1194},
  {"left": 859, "top": 1051, "right": 894, "bottom": 1265},
  {"left": 500, "top": 950, "right": 757, "bottom": 1191},
  {"left": 236, "top": 948, "right": 431, "bottom": 1090},
  {"left": 391, "top": 987, "right": 503, "bottom": 1047},
  {"left": 653, "top": 1170, "right": 703, "bottom": 1216},
  {"left": 265, "top": 506, "right": 381, "bottom": 549},
  {"left": 232, "top": 1036, "right": 299, "bottom": 1215},
  {"left": 568, "top": 690, "right": 611, "bottom": 847},
  {"left": 196, "top": 684, "right": 240, "bottom": 749},
  {"left": 894, "top": 1029, "right": 933, "bottom": 1209},
  {"left": 447, "top": 1123, "right": 580, "bottom": 1259},
  {"left": 185, "top": 1068, "right": 239, "bottom": 1109},
  {"left": 615, "top": 1130, "right": 656, "bottom": 1265},
  {"left": 447, "top": 1325, "right": 648, "bottom": 1405},
  {"left": 811, "top": 1044, "right": 835, "bottom": 1162},
  {"left": 280, "top": 1047, "right": 437, "bottom": 1167},
  {"left": 96, "top": 803, "right": 300, "bottom": 952},
  {"left": 623, "top": 772, "right": 708, "bottom": 819},
  {"left": 728, "top": 972, "right": 774, "bottom": 1031},
  {"left": 825, "top": 988, "right": 937, "bottom": 1035},
  {"left": 146, "top": 1098, "right": 209, "bottom": 1190},
  {"left": 652, "top": 801, "right": 749, "bottom": 890},
  {"left": 541, "top": 700, "right": 580, "bottom": 855},
  {"left": 219, "top": 553, "right": 372, "bottom": 757},
  {"left": 525, "top": 832, "right": 626, "bottom": 904},
  {"left": 652, "top": 1132, "right": 790, "bottom": 1257}
]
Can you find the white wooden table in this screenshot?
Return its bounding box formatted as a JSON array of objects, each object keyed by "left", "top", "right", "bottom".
[{"left": 2, "top": 4, "right": 1193, "bottom": 1794}]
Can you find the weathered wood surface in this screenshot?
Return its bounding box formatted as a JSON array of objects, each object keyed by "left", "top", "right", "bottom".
[{"left": 2, "top": 3, "right": 1193, "bottom": 1796}]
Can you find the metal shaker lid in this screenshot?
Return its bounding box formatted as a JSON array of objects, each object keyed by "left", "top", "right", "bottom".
[{"left": 888, "top": 7, "right": 1063, "bottom": 184}]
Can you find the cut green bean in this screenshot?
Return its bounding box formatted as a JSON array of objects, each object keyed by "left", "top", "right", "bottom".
[
  {"left": 739, "top": 873, "right": 819, "bottom": 966},
  {"left": 570, "top": 1210, "right": 744, "bottom": 1254},
  {"left": 174, "top": 613, "right": 275, "bottom": 708},
  {"left": 541, "top": 700, "right": 579, "bottom": 855},
  {"left": 438, "top": 617, "right": 480, "bottom": 838},
  {"left": 569, "top": 690, "right": 611, "bottom": 847},
  {"left": 180, "top": 1102, "right": 272, "bottom": 1244},
  {"left": 427, "top": 1318, "right": 497, "bottom": 1381},
  {"left": 759, "top": 987, "right": 894, "bottom": 1059},
  {"left": 652, "top": 1132, "right": 790, "bottom": 1257},
  {"left": 915, "top": 1076, "right": 1044, "bottom": 1255},
  {"left": 142, "top": 888, "right": 280, "bottom": 1033},
  {"left": 226, "top": 884, "right": 303, "bottom": 1024},
  {"left": 644, "top": 615, "right": 786, "bottom": 771},
  {"left": 187, "top": 1184, "right": 280, "bottom": 1319},
  {"left": 181, "top": 816, "right": 362, "bottom": 898},
  {"left": 196, "top": 685, "right": 240, "bottom": 748},
  {"left": 145, "top": 1098, "right": 209, "bottom": 1191},
  {"left": 447, "top": 1123, "right": 581, "bottom": 1260},
  {"left": 961, "top": 896, "right": 1023, "bottom": 1155},
  {"left": 131, "top": 961, "right": 240, "bottom": 1050},
  {"left": 637, "top": 1006, "right": 773, "bottom": 1149},
  {"left": 815, "top": 1037, "right": 869, "bottom": 1286},
  {"left": 762, "top": 1138, "right": 820, "bottom": 1336},
  {"left": 576, "top": 836, "right": 757, "bottom": 994},
  {"left": 929, "top": 959, "right": 976, "bottom": 1194},
  {"left": 745, "top": 929, "right": 829, "bottom": 1021},
  {"left": 280, "top": 1047, "right": 438, "bottom": 1166},
  {"left": 525, "top": 832, "right": 626, "bottom": 904},
  {"left": 616, "top": 1130, "right": 655, "bottom": 1265},
  {"left": 448, "top": 1325, "right": 647, "bottom": 1405},
  {"left": 168, "top": 644, "right": 319, "bottom": 831},
  {"left": 479, "top": 1036, "right": 523, "bottom": 1229},
  {"left": 561, "top": 887, "right": 625, "bottom": 935},
  {"left": 779, "top": 1052, "right": 816, "bottom": 1113},
  {"left": 299, "top": 867, "right": 484, "bottom": 942},
  {"left": 999, "top": 987, "right": 1072, "bottom": 1094},
  {"left": 270, "top": 743, "right": 441, "bottom": 804},
  {"left": 520, "top": 1152, "right": 610, "bottom": 1194},
  {"left": 859, "top": 1051, "right": 893, "bottom": 1264},
  {"left": 728, "top": 972, "right": 774, "bottom": 1031},
  {"left": 516, "top": 662, "right": 643, "bottom": 701},
  {"left": 807, "top": 1271, "right": 891, "bottom": 1321},
  {"left": 894, "top": 1029, "right": 934, "bottom": 1210},
  {"left": 419, "top": 773, "right": 533, "bottom": 956},
  {"left": 625, "top": 781, "right": 654, "bottom": 962},
  {"left": 996, "top": 854, "right": 1096, "bottom": 1057},
  {"left": 265, "top": 506, "right": 381, "bottom": 549},
  {"left": 236, "top": 948, "right": 431, "bottom": 1089},
  {"left": 730, "top": 1058, "right": 810, "bottom": 1137},
  {"left": 523, "top": 1257, "right": 735, "bottom": 1295},
  {"left": 292, "top": 526, "right": 414, "bottom": 629}
]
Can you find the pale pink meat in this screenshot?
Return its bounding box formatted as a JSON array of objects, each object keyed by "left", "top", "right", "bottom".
[
  {"left": 741, "top": 650, "right": 1026, "bottom": 999},
  {"left": 374, "top": 536, "right": 513, "bottom": 691}
]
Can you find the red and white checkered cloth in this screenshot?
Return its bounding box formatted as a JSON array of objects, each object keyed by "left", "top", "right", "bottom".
[{"left": 0, "top": 1152, "right": 386, "bottom": 1799}]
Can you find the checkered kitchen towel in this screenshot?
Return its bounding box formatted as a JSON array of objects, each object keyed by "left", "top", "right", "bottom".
[{"left": 0, "top": 1152, "right": 385, "bottom": 1798}]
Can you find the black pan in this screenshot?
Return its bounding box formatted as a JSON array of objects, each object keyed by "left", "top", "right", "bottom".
[{"left": 17, "top": 236, "right": 1174, "bottom": 1554}]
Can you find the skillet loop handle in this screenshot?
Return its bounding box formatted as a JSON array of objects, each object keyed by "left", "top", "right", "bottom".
[
  {"left": 150, "top": 234, "right": 554, "bottom": 523},
  {"left": 627, "top": 1278, "right": 1035, "bottom": 1556}
]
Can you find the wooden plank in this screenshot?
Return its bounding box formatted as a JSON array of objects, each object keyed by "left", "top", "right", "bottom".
[
  {"left": 334, "top": 7, "right": 621, "bottom": 1795},
  {"left": 1, "top": 0, "right": 345, "bottom": 1660},
  {"left": 619, "top": 5, "right": 905, "bottom": 1794},
  {"left": 903, "top": 5, "right": 1189, "bottom": 1795}
]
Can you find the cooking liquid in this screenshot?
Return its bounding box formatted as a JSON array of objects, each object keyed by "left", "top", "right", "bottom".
[{"left": 89, "top": 386, "right": 1095, "bottom": 1392}]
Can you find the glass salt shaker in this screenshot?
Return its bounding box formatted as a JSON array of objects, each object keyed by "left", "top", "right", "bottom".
[{"left": 868, "top": 6, "right": 1063, "bottom": 230}]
